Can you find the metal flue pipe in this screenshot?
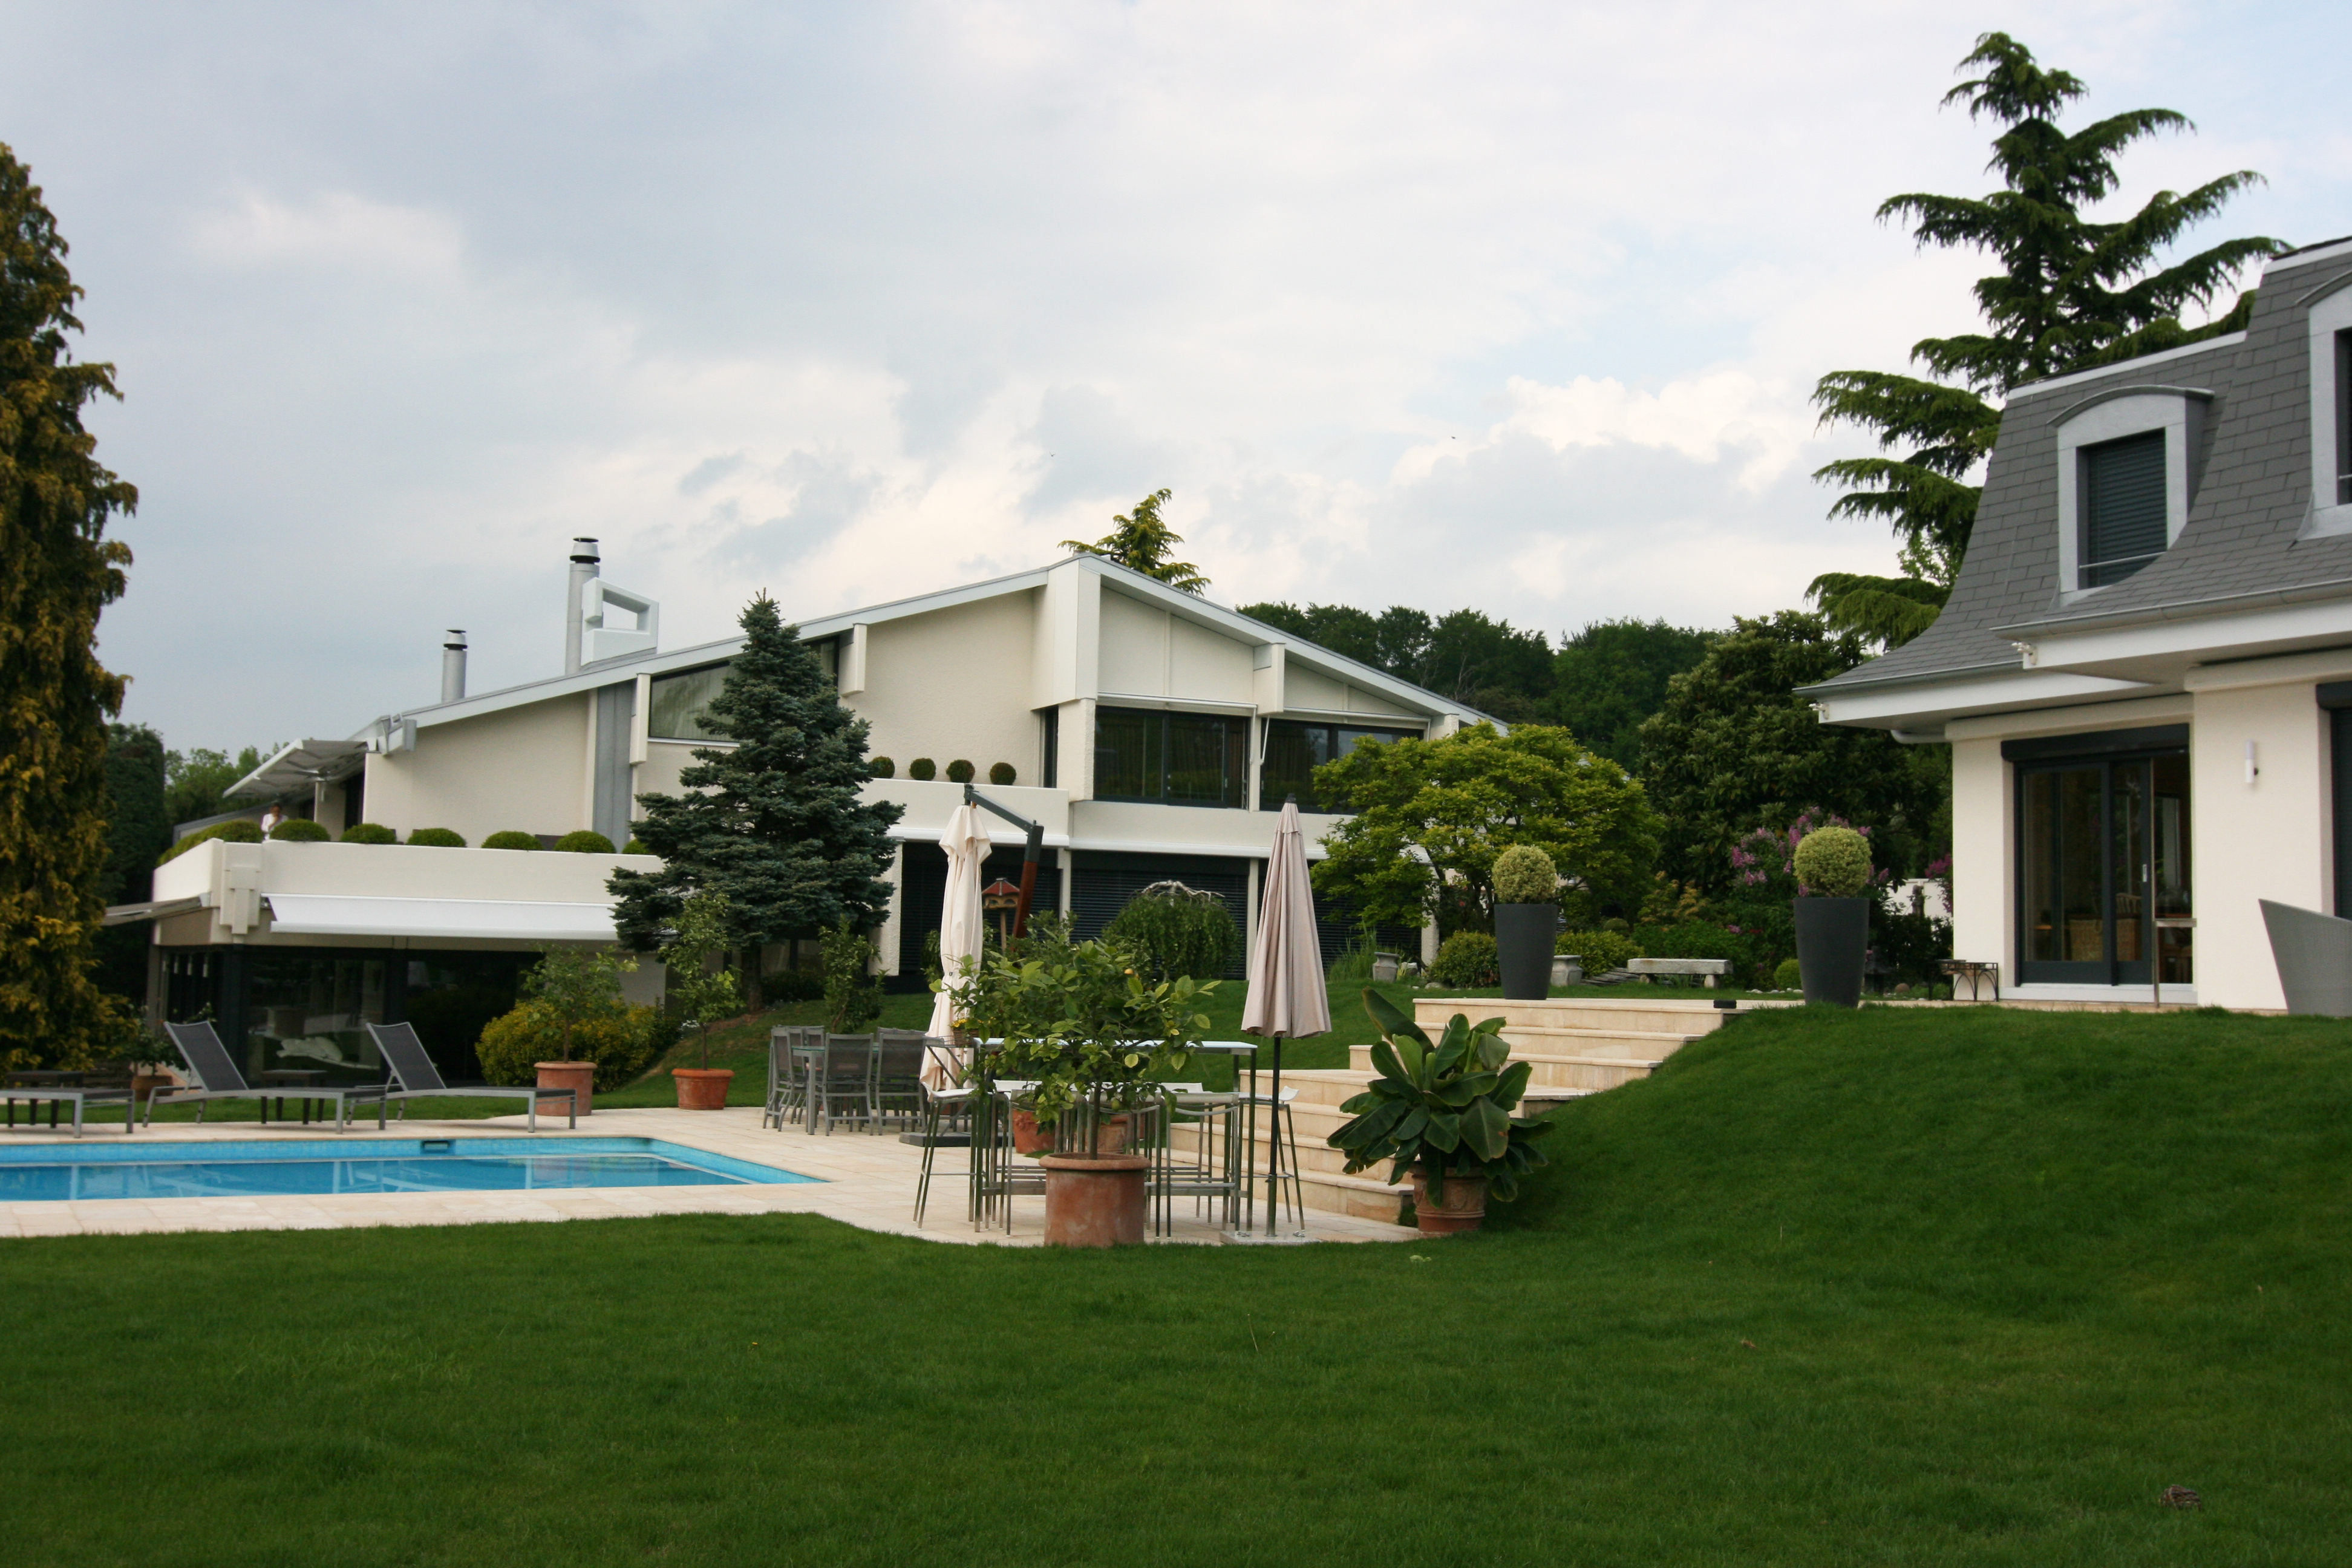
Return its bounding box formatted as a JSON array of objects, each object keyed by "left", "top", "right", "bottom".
[
  {"left": 564, "top": 537, "right": 600, "bottom": 675},
  {"left": 440, "top": 630, "right": 468, "bottom": 704}
]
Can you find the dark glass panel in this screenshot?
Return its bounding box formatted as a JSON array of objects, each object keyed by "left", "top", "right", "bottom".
[
  {"left": 1260, "top": 720, "right": 1332, "bottom": 811},
  {"left": 1093, "top": 708, "right": 1161, "bottom": 801},
  {"left": 647, "top": 663, "right": 731, "bottom": 740},
  {"left": 2152, "top": 751, "right": 2193, "bottom": 984}
]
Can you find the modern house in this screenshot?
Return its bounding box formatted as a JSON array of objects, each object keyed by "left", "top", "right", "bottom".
[
  {"left": 132, "top": 546, "right": 1486, "bottom": 1077},
  {"left": 1805, "top": 235, "right": 2352, "bottom": 1010}
]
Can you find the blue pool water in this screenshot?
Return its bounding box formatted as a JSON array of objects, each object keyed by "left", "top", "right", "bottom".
[{"left": 0, "top": 1137, "right": 817, "bottom": 1203}]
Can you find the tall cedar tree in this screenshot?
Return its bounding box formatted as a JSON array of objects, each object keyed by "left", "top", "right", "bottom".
[
  {"left": 1638, "top": 612, "right": 1947, "bottom": 895},
  {"left": 608, "top": 596, "right": 901, "bottom": 1002},
  {"left": 1060, "top": 488, "right": 1209, "bottom": 593},
  {"left": 94, "top": 724, "right": 169, "bottom": 1005},
  {"left": 0, "top": 146, "right": 137, "bottom": 1070},
  {"left": 1810, "top": 33, "right": 2279, "bottom": 636}
]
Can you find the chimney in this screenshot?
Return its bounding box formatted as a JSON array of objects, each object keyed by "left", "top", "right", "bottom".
[
  {"left": 564, "top": 537, "right": 600, "bottom": 675},
  {"left": 441, "top": 630, "right": 468, "bottom": 704}
]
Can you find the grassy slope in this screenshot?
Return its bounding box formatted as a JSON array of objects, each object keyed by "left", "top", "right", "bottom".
[{"left": 9, "top": 1007, "right": 2350, "bottom": 1564}]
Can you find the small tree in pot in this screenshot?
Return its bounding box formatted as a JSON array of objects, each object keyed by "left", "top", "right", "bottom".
[
  {"left": 1489, "top": 845, "right": 1560, "bottom": 999},
  {"left": 1791, "top": 825, "right": 1873, "bottom": 1007},
  {"left": 662, "top": 890, "right": 742, "bottom": 1109},
  {"left": 1328, "top": 990, "right": 1550, "bottom": 1235},
  {"left": 519, "top": 944, "right": 636, "bottom": 1115}
]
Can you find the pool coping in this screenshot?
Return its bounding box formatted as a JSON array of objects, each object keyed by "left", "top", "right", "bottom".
[{"left": 0, "top": 1109, "right": 1415, "bottom": 1248}]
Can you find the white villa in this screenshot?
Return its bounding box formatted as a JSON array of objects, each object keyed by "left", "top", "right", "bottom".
[{"left": 132, "top": 546, "right": 1485, "bottom": 1079}]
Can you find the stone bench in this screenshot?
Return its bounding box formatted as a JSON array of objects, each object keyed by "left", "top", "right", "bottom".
[{"left": 1622, "top": 957, "right": 1733, "bottom": 988}]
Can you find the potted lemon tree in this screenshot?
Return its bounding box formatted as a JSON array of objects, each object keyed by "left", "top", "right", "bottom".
[
  {"left": 1328, "top": 990, "right": 1550, "bottom": 1235},
  {"left": 954, "top": 936, "right": 1214, "bottom": 1246},
  {"left": 664, "top": 890, "right": 742, "bottom": 1109}
]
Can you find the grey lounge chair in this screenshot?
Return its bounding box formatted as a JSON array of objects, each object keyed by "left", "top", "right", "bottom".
[
  {"left": 363, "top": 1022, "right": 577, "bottom": 1131},
  {"left": 151, "top": 1021, "right": 388, "bottom": 1132},
  {"left": 4, "top": 1069, "right": 136, "bottom": 1139}
]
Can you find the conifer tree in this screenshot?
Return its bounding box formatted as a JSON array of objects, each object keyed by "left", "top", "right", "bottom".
[
  {"left": 609, "top": 596, "right": 902, "bottom": 1004},
  {"left": 1813, "top": 33, "right": 2279, "bottom": 610},
  {"left": 0, "top": 145, "right": 138, "bottom": 1069},
  {"left": 1060, "top": 488, "right": 1209, "bottom": 593}
]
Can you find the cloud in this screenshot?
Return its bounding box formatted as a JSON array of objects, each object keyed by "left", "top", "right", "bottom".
[{"left": 188, "top": 191, "right": 465, "bottom": 276}]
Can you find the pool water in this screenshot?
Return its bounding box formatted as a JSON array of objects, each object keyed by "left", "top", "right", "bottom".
[{"left": 0, "top": 1137, "right": 816, "bottom": 1203}]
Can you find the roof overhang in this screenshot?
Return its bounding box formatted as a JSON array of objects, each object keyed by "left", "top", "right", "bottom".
[
  {"left": 1810, "top": 668, "right": 2160, "bottom": 731},
  {"left": 262, "top": 894, "right": 617, "bottom": 942}
]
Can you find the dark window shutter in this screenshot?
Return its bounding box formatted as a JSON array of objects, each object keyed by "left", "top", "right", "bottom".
[{"left": 2082, "top": 431, "right": 2167, "bottom": 586}]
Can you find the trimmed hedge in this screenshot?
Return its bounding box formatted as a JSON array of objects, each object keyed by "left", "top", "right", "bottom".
[
  {"left": 946, "top": 759, "right": 975, "bottom": 783},
  {"left": 407, "top": 828, "right": 466, "bottom": 848},
  {"left": 267, "top": 818, "right": 330, "bottom": 843},
  {"left": 1774, "top": 957, "right": 1802, "bottom": 990},
  {"left": 474, "top": 1001, "right": 665, "bottom": 1092},
  {"left": 622, "top": 838, "right": 650, "bottom": 855},
  {"left": 988, "top": 762, "right": 1016, "bottom": 786},
  {"left": 482, "top": 831, "right": 540, "bottom": 851},
  {"left": 907, "top": 758, "right": 936, "bottom": 781},
  {"left": 868, "top": 757, "right": 895, "bottom": 779},
  {"left": 1557, "top": 929, "right": 1642, "bottom": 973},
  {"left": 1429, "top": 931, "right": 1499, "bottom": 988},
  {"left": 553, "top": 830, "right": 616, "bottom": 854},
  {"left": 157, "top": 818, "right": 264, "bottom": 864},
  {"left": 339, "top": 822, "right": 397, "bottom": 844}
]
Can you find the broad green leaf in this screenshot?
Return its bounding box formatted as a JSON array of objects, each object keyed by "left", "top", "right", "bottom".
[
  {"left": 1493, "top": 1060, "right": 1531, "bottom": 1109},
  {"left": 1423, "top": 1110, "right": 1462, "bottom": 1152},
  {"left": 1392, "top": 1107, "right": 1428, "bottom": 1147},
  {"left": 1369, "top": 1039, "right": 1408, "bottom": 1085},
  {"left": 1463, "top": 1097, "right": 1510, "bottom": 1161},
  {"left": 1361, "top": 987, "right": 1429, "bottom": 1047},
  {"left": 1474, "top": 1031, "right": 1509, "bottom": 1072}
]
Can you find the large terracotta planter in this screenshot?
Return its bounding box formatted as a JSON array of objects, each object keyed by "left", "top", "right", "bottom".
[
  {"left": 671, "top": 1068, "right": 733, "bottom": 1110},
  {"left": 1013, "top": 1109, "right": 1134, "bottom": 1155},
  {"left": 1040, "top": 1154, "right": 1150, "bottom": 1246},
  {"left": 1495, "top": 903, "right": 1558, "bottom": 1000},
  {"left": 1409, "top": 1172, "right": 1489, "bottom": 1235},
  {"left": 535, "top": 1060, "right": 596, "bottom": 1117}
]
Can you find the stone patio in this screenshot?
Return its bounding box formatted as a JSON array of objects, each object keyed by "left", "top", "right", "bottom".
[{"left": 0, "top": 1106, "right": 1416, "bottom": 1247}]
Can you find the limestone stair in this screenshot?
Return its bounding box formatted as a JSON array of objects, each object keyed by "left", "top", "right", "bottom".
[{"left": 1168, "top": 998, "right": 1737, "bottom": 1226}]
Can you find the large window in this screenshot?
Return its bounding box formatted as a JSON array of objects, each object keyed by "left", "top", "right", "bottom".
[
  {"left": 2079, "top": 430, "right": 2169, "bottom": 587},
  {"left": 2013, "top": 728, "right": 2191, "bottom": 986},
  {"left": 648, "top": 662, "right": 731, "bottom": 740},
  {"left": 1093, "top": 707, "right": 1248, "bottom": 808},
  {"left": 1258, "top": 719, "right": 1422, "bottom": 811}
]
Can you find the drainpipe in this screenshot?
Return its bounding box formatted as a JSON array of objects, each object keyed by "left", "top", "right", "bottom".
[
  {"left": 564, "top": 537, "right": 601, "bottom": 675},
  {"left": 441, "top": 630, "right": 468, "bottom": 704}
]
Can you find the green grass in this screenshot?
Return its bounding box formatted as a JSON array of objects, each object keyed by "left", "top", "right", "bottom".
[{"left": 13, "top": 1005, "right": 2350, "bottom": 1564}]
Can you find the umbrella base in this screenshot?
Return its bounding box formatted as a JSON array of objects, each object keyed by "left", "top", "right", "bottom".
[{"left": 897, "top": 1130, "right": 971, "bottom": 1148}]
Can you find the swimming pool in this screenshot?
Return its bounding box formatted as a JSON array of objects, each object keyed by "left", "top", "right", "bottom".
[{"left": 0, "top": 1137, "right": 818, "bottom": 1203}]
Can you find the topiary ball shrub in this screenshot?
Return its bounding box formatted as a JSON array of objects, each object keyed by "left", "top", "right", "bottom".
[
  {"left": 1793, "top": 826, "right": 1872, "bottom": 897},
  {"left": 339, "top": 823, "right": 397, "bottom": 844},
  {"left": 908, "top": 758, "right": 937, "bottom": 781},
  {"left": 407, "top": 828, "right": 466, "bottom": 848},
  {"left": 157, "top": 818, "right": 265, "bottom": 864},
  {"left": 474, "top": 1001, "right": 662, "bottom": 1091},
  {"left": 554, "top": 830, "right": 616, "bottom": 854},
  {"left": 1773, "top": 956, "right": 1803, "bottom": 990},
  {"left": 945, "top": 759, "right": 975, "bottom": 784},
  {"left": 269, "top": 817, "right": 331, "bottom": 843},
  {"left": 622, "top": 838, "right": 651, "bottom": 855},
  {"left": 1429, "top": 930, "right": 1500, "bottom": 988},
  {"left": 1557, "top": 928, "right": 1641, "bottom": 973},
  {"left": 868, "top": 757, "right": 895, "bottom": 779},
  {"left": 482, "top": 831, "right": 540, "bottom": 851},
  {"left": 1491, "top": 844, "right": 1560, "bottom": 904},
  {"left": 988, "top": 762, "right": 1016, "bottom": 786}
]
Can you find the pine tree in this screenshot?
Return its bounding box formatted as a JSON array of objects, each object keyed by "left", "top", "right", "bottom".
[
  {"left": 609, "top": 595, "right": 902, "bottom": 1004},
  {"left": 1060, "top": 488, "right": 1209, "bottom": 593},
  {"left": 0, "top": 145, "right": 138, "bottom": 1070},
  {"left": 1813, "top": 33, "right": 2279, "bottom": 598}
]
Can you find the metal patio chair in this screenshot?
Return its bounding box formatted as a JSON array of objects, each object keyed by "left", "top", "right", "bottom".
[
  {"left": 151, "top": 1021, "right": 388, "bottom": 1133},
  {"left": 362, "top": 1022, "right": 577, "bottom": 1131},
  {"left": 806, "top": 1035, "right": 877, "bottom": 1134}
]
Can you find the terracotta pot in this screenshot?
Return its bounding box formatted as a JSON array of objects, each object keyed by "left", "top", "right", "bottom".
[
  {"left": 671, "top": 1068, "right": 734, "bottom": 1110},
  {"left": 1409, "top": 1172, "right": 1489, "bottom": 1235},
  {"left": 1012, "top": 1109, "right": 1134, "bottom": 1155},
  {"left": 1040, "top": 1154, "right": 1151, "bottom": 1247},
  {"left": 1010, "top": 1108, "right": 1051, "bottom": 1154},
  {"left": 131, "top": 1073, "right": 172, "bottom": 1106},
  {"left": 535, "top": 1060, "right": 596, "bottom": 1118}
]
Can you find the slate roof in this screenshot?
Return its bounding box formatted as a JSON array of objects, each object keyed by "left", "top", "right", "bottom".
[{"left": 1809, "top": 240, "right": 2352, "bottom": 693}]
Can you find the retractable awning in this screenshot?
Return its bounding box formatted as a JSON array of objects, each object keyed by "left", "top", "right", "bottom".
[
  {"left": 226, "top": 739, "right": 369, "bottom": 801},
  {"left": 263, "top": 894, "right": 618, "bottom": 942}
]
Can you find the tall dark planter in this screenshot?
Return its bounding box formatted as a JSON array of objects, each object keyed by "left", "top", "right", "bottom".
[
  {"left": 1495, "top": 903, "right": 1557, "bottom": 1000},
  {"left": 1792, "top": 897, "right": 1869, "bottom": 1008}
]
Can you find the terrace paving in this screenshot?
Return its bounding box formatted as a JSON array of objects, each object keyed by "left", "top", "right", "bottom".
[{"left": 0, "top": 1106, "right": 1414, "bottom": 1246}]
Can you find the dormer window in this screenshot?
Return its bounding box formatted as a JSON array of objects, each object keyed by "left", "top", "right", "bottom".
[
  {"left": 2336, "top": 328, "right": 2352, "bottom": 507},
  {"left": 2301, "top": 276, "right": 2352, "bottom": 536},
  {"left": 2051, "top": 386, "right": 2209, "bottom": 600},
  {"left": 2080, "top": 431, "right": 2168, "bottom": 587}
]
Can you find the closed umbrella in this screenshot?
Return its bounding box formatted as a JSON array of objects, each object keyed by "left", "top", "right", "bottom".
[
  {"left": 923, "top": 801, "right": 991, "bottom": 1088},
  {"left": 1241, "top": 798, "right": 1331, "bottom": 1232}
]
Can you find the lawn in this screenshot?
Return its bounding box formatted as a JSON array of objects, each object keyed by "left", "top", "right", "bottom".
[{"left": 6, "top": 1004, "right": 2350, "bottom": 1564}]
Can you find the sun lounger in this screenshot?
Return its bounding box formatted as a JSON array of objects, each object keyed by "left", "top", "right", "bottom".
[
  {"left": 362, "top": 1022, "right": 577, "bottom": 1131},
  {"left": 151, "top": 1022, "right": 388, "bottom": 1132},
  {"left": 3, "top": 1069, "right": 136, "bottom": 1139}
]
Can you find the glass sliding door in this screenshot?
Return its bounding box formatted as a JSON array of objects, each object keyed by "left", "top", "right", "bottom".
[{"left": 2016, "top": 746, "right": 2191, "bottom": 985}]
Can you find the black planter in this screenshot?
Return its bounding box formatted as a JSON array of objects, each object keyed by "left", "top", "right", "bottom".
[
  {"left": 1792, "top": 897, "right": 1870, "bottom": 1007},
  {"left": 1495, "top": 903, "right": 1558, "bottom": 1000}
]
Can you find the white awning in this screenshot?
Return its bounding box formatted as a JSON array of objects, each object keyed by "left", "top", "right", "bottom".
[
  {"left": 263, "top": 894, "right": 619, "bottom": 942},
  {"left": 227, "top": 738, "right": 369, "bottom": 800}
]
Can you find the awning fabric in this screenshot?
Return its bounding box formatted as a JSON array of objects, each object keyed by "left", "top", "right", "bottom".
[
  {"left": 226, "top": 738, "right": 369, "bottom": 800},
  {"left": 263, "top": 894, "right": 618, "bottom": 942}
]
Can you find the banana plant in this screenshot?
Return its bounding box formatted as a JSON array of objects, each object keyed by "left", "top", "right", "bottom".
[{"left": 1327, "top": 988, "right": 1551, "bottom": 1200}]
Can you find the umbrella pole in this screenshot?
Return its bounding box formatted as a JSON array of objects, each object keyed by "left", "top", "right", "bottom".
[{"left": 1264, "top": 1037, "right": 1282, "bottom": 1234}]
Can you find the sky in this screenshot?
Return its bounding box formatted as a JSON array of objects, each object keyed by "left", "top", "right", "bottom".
[{"left": 6, "top": 1, "right": 2351, "bottom": 752}]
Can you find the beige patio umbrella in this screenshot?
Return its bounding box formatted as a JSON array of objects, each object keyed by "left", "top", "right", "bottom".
[
  {"left": 1241, "top": 798, "right": 1331, "bottom": 1230},
  {"left": 923, "top": 800, "right": 992, "bottom": 1088}
]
